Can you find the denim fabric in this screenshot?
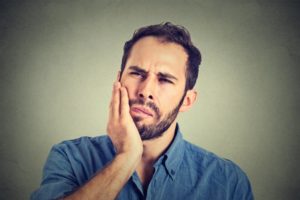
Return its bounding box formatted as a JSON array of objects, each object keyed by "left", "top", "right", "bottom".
[{"left": 31, "top": 126, "right": 253, "bottom": 200}]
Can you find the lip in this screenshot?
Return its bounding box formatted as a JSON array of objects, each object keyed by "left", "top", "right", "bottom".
[{"left": 130, "top": 106, "right": 153, "bottom": 117}]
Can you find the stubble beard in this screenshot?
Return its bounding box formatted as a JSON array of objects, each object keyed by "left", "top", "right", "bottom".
[{"left": 129, "top": 94, "right": 186, "bottom": 140}]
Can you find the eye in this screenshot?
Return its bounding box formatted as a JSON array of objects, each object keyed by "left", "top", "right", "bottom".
[
  {"left": 130, "top": 71, "right": 142, "bottom": 76},
  {"left": 159, "top": 78, "right": 173, "bottom": 84},
  {"left": 129, "top": 71, "right": 145, "bottom": 79}
]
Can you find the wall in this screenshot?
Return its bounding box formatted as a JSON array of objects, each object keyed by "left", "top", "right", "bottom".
[{"left": 0, "top": 0, "right": 299, "bottom": 199}]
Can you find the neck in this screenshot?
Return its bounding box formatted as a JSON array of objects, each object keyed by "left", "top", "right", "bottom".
[
  {"left": 141, "top": 122, "right": 177, "bottom": 164},
  {"left": 136, "top": 122, "right": 177, "bottom": 191}
]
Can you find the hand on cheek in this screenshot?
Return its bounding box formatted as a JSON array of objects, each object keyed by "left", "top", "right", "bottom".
[{"left": 106, "top": 78, "right": 143, "bottom": 158}]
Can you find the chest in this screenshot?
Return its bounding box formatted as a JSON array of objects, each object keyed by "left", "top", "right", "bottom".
[{"left": 116, "top": 166, "right": 227, "bottom": 200}]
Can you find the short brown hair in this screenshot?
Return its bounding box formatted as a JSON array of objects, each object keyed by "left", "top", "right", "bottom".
[{"left": 121, "top": 22, "right": 202, "bottom": 91}]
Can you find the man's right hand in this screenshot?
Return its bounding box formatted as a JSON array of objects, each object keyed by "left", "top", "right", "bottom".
[
  {"left": 64, "top": 79, "right": 143, "bottom": 200},
  {"left": 106, "top": 80, "right": 143, "bottom": 159}
]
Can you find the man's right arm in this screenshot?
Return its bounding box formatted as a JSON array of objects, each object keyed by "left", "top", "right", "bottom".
[
  {"left": 64, "top": 81, "right": 143, "bottom": 200},
  {"left": 64, "top": 152, "right": 140, "bottom": 200}
]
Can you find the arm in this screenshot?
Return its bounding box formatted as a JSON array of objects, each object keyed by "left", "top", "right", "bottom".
[
  {"left": 64, "top": 81, "right": 143, "bottom": 200},
  {"left": 63, "top": 152, "right": 140, "bottom": 200}
]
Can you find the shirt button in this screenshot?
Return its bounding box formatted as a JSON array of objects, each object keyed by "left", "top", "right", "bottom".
[{"left": 171, "top": 170, "right": 175, "bottom": 175}]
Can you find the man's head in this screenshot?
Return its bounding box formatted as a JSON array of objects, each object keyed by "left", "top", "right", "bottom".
[
  {"left": 119, "top": 22, "right": 201, "bottom": 140},
  {"left": 121, "top": 22, "right": 201, "bottom": 91}
]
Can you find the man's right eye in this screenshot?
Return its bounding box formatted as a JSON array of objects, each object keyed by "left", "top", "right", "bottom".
[{"left": 130, "top": 72, "right": 142, "bottom": 77}]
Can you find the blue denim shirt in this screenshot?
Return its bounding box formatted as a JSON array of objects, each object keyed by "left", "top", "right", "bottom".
[{"left": 31, "top": 126, "right": 253, "bottom": 200}]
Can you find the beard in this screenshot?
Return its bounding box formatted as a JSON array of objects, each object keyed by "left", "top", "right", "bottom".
[{"left": 129, "top": 93, "right": 186, "bottom": 140}]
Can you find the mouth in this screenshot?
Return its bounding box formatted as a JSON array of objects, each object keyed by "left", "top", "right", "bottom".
[{"left": 130, "top": 106, "right": 153, "bottom": 117}]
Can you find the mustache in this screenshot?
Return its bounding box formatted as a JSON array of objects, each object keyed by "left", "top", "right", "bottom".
[{"left": 129, "top": 98, "right": 160, "bottom": 117}]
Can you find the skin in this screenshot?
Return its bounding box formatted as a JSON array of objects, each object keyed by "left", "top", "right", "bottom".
[
  {"left": 121, "top": 37, "right": 188, "bottom": 141},
  {"left": 64, "top": 36, "right": 197, "bottom": 200}
]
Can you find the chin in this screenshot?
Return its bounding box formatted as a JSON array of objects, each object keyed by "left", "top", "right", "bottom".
[
  {"left": 135, "top": 120, "right": 151, "bottom": 128},
  {"left": 133, "top": 116, "right": 155, "bottom": 125}
]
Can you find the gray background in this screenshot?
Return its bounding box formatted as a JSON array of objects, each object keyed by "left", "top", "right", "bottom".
[{"left": 1, "top": 0, "right": 299, "bottom": 199}]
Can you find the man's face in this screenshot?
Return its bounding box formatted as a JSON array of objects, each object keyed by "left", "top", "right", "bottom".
[{"left": 120, "top": 36, "right": 188, "bottom": 140}]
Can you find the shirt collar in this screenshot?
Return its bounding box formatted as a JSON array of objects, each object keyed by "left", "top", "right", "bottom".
[{"left": 155, "top": 124, "right": 185, "bottom": 180}]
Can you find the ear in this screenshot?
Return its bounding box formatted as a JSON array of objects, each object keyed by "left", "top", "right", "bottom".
[{"left": 179, "top": 89, "right": 197, "bottom": 112}]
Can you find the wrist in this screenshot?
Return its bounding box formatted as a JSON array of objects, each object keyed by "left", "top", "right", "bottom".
[{"left": 117, "top": 150, "right": 142, "bottom": 165}]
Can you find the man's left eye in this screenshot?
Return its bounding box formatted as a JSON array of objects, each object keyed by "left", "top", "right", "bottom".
[{"left": 159, "top": 78, "right": 173, "bottom": 84}]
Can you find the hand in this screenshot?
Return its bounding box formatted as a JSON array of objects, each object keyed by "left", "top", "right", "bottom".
[{"left": 106, "top": 80, "right": 143, "bottom": 158}]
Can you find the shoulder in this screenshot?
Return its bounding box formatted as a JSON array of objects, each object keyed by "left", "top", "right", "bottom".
[
  {"left": 180, "top": 140, "right": 253, "bottom": 199},
  {"left": 50, "top": 135, "right": 114, "bottom": 158},
  {"left": 44, "top": 134, "right": 115, "bottom": 174},
  {"left": 53, "top": 134, "right": 111, "bottom": 149},
  {"left": 182, "top": 140, "right": 248, "bottom": 180}
]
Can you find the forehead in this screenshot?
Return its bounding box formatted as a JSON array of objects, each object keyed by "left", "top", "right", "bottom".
[{"left": 125, "top": 36, "right": 188, "bottom": 79}]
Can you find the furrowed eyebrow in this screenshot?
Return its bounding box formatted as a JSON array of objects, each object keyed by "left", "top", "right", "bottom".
[
  {"left": 128, "top": 65, "right": 178, "bottom": 81},
  {"left": 158, "top": 72, "right": 178, "bottom": 81},
  {"left": 128, "top": 66, "right": 147, "bottom": 74}
]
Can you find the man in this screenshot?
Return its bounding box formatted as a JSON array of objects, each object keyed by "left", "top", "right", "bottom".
[{"left": 31, "top": 22, "right": 253, "bottom": 200}]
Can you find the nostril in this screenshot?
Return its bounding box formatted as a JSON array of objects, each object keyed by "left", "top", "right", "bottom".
[{"left": 138, "top": 93, "right": 153, "bottom": 100}]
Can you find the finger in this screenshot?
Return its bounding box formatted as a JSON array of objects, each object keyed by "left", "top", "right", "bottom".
[
  {"left": 110, "top": 81, "right": 121, "bottom": 119},
  {"left": 109, "top": 82, "right": 115, "bottom": 110},
  {"left": 120, "top": 86, "right": 130, "bottom": 119},
  {"left": 117, "top": 71, "right": 121, "bottom": 81},
  {"left": 109, "top": 71, "right": 121, "bottom": 110}
]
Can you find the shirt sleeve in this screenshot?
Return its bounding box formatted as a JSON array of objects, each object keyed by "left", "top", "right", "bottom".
[
  {"left": 30, "top": 144, "right": 79, "bottom": 200},
  {"left": 231, "top": 165, "right": 254, "bottom": 200}
]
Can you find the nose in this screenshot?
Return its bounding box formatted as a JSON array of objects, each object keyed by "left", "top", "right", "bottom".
[{"left": 137, "top": 76, "right": 155, "bottom": 101}]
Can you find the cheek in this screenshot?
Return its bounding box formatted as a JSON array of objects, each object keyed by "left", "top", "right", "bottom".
[
  {"left": 158, "top": 89, "right": 182, "bottom": 109},
  {"left": 160, "top": 85, "right": 183, "bottom": 99}
]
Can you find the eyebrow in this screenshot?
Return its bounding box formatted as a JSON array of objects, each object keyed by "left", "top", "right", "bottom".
[
  {"left": 128, "top": 65, "right": 178, "bottom": 81},
  {"left": 128, "top": 66, "right": 147, "bottom": 75},
  {"left": 157, "top": 72, "right": 178, "bottom": 81}
]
